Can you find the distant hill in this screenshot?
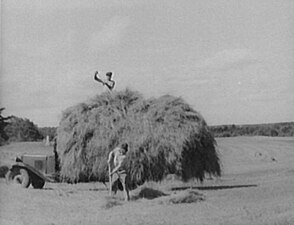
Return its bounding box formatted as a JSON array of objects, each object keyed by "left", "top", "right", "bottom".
[
  {"left": 209, "top": 122, "right": 294, "bottom": 137},
  {"left": 3, "top": 118, "right": 294, "bottom": 144}
]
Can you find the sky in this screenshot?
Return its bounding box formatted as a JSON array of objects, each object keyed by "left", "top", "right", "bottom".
[{"left": 1, "top": 0, "right": 293, "bottom": 127}]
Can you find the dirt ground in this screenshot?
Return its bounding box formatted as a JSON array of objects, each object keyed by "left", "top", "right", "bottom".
[{"left": 1, "top": 137, "right": 294, "bottom": 225}]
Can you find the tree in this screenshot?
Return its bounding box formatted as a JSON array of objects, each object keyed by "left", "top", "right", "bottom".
[
  {"left": 270, "top": 129, "right": 279, "bottom": 137},
  {"left": 0, "top": 108, "right": 11, "bottom": 145},
  {"left": 4, "top": 116, "right": 43, "bottom": 142},
  {"left": 38, "top": 127, "right": 57, "bottom": 141}
]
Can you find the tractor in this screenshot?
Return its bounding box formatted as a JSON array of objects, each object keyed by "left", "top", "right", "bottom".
[{"left": 6, "top": 153, "right": 58, "bottom": 189}]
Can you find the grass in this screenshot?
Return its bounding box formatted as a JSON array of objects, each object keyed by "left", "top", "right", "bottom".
[
  {"left": 1, "top": 137, "right": 294, "bottom": 225},
  {"left": 0, "top": 142, "right": 54, "bottom": 166},
  {"left": 101, "top": 196, "right": 123, "bottom": 209}
]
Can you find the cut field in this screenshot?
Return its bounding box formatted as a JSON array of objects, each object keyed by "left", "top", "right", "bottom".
[{"left": 0, "top": 137, "right": 294, "bottom": 225}]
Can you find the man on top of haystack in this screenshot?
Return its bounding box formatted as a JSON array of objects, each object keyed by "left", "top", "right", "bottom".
[
  {"left": 107, "top": 143, "right": 130, "bottom": 201},
  {"left": 94, "top": 71, "right": 115, "bottom": 90}
]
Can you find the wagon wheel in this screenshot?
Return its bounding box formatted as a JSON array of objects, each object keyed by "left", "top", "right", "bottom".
[
  {"left": 6, "top": 168, "right": 31, "bottom": 188},
  {"left": 31, "top": 177, "right": 45, "bottom": 189}
]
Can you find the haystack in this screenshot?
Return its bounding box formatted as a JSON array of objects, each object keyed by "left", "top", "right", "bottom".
[{"left": 57, "top": 89, "right": 221, "bottom": 187}]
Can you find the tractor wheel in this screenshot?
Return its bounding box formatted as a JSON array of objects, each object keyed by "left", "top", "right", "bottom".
[
  {"left": 6, "top": 168, "right": 31, "bottom": 188},
  {"left": 31, "top": 177, "right": 45, "bottom": 189}
]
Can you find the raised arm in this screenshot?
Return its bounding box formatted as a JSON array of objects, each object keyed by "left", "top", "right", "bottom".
[{"left": 94, "top": 71, "right": 105, "bottom": 84}]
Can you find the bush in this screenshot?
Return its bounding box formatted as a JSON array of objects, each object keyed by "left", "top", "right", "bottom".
[
  {"left": 0, "top": 166, "right": 9, "bottom": 178},
  {"left": 0, "top": 108, "right": 11, "bottom": 146}
]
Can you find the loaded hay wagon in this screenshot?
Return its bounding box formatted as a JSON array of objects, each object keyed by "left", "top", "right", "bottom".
[{"left": 6, "top": 154, "right": 57, "bottom": 189}]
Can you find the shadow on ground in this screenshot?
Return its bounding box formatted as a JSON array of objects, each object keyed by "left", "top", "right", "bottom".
[
  {"left": 132, "top": 187, "right": 168, "bottom": 200},
  {"left": 171, "top": 184, "right": 257, "bottom": 191}
]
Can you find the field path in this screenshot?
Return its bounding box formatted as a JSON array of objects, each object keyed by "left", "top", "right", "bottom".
[{"left": 1, "top": 137, "right": 294, "bottom": 225}]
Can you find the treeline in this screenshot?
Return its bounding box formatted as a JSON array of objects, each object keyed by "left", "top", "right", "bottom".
[
  {"left": 4, "top": 116, "right": 43, "bottom": 142},
  {"left": 210, "top": 122, "right": 294, "bottom": 137},
  {"left": 38, "top": 127, "right": 57, "bottom": 141},
  {"left": 0, "top": 108, "right": 57, "bottom": 145},
  {"left": 1, "top": 107, "right": 293, "bottom": 146},
  {"left": 0, "top": 108, "right": 11, "bottom": 145},
  {"left": 35, "top": 122, "right": 294, "bottom": 139}
]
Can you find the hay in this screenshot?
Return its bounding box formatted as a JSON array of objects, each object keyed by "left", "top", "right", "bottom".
[
  {"left": 101, "top": 196, "right": 123, "bottom": 209},
  {"left": 163, "top": 190, "right": 205, "bottom": 204},
  {"left": 132, "top": 187, "right": 167, "bottom": 200},
  {"left": 57, "top": 89, "right": 221, "bottom": 186}
]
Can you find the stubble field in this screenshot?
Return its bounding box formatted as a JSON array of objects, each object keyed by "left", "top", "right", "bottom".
[{"left": 0, "top": 136, "right": 294, "bottom": 225}]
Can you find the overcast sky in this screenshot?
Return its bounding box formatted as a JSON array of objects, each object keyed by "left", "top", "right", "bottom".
[{"left": 1, "top": 0, "right": 293, "bottom": 127}]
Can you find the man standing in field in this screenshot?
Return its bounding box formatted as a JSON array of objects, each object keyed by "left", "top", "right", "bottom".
[{"left": 107, "top": 143, "right": 130, "bottom": 201}]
